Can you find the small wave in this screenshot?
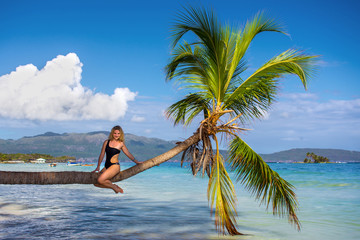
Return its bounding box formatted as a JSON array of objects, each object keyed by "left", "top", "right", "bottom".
[{"left": 0, "top": 203, "right": 27, "bottom": 216}]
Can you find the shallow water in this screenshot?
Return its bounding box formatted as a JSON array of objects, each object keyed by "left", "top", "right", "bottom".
[{"left": 0, "top": 162, "right": 359, "bottom": 239}]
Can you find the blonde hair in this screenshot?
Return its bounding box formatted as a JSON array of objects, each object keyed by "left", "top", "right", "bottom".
[{"left": 108, "top": 125, "right": 124, "bottom": 142}]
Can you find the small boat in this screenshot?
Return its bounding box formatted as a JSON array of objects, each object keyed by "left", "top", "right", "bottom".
[
  {"left": 67, "top": 160, "right": 81, "bottom": 166},
  {"left": 49, "top": 163, "right": 57, "bottom": 167}
]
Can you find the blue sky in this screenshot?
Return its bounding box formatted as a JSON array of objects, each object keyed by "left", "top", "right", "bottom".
[{"left": 0, "top": 0, "right": 359, "bottom": 153}]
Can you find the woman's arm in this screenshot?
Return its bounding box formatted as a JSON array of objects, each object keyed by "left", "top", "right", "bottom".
[
  {"left": 122, "top": 143, "right": 141, "bottom": 164},
  {"left": 92, "top": 140, "right": 107, "bottom": 172}
]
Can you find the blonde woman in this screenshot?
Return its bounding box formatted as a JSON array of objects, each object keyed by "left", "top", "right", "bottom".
[{"left": 92, "top": 125, "right": 141, "bottom": 193}]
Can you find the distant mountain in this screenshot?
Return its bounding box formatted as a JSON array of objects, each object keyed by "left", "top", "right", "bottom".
[
  {"left": 30, "top": 132, "right": 63, "bottom": 137},
  {"left": 1, "top": 132, "right": 359, "bottom": 162},
  {"left": 260, "top": 148, "right": 360, "bottom": 162},
  {"left": 0, "top": 132, "right": 179, "bottom": 162}
]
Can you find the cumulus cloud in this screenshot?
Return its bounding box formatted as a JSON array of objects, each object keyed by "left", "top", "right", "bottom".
[{"left": 0, "top": 53, "right": 136, "bottom": 121}]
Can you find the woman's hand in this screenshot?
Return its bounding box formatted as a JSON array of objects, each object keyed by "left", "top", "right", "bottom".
[
  {"left": 92, "top": 166, "right": 100, "bottom": 173},
  {"left": 134, "top": 159, "right": 141, "bottom": 165}
]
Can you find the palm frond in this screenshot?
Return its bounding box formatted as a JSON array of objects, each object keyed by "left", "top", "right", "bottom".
[
  {"left": 165, "top": 42, "right": 207, "bottom": 83},
  {"left": 166, "top": 93, "right": 210, "bottom": 126},
  {"left": 225, "top": 77, "right": 277, "bottom": 123},
  {"left": 247, "top": 49, "right": 318, "bottom": 89},
  {"left": 171, "top": 6, "right": 221, "bottom": 54},
  {"left": 169, "top": 6, "right": 235, "bottom": 105},
  {"left": 225, "top": 11, "right": 287, "bottom": 91},
  {"left": 180, "top": 136, "right": 213, "bottom": 177},
  {"left": 228, "top": 137, "right": 300, "bottom": 230},
  {"left": 224, "top": 49, "right": 318, "bottom": 121},
  {"left": 165, "top": 42, "right": 222, "bottom": 100},
  {"left": 208, "top": 150, "right": 242, "bottom": 235}
]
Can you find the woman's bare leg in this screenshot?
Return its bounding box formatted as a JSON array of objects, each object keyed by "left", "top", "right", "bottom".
[
  {"left": 94, "top": 181, "right": 123, "bottom": 193},
  {"left": 94, "top": 165, "right": 123, "bottom": 193}
]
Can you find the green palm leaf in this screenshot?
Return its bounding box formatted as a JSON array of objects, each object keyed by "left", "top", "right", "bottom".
[
  {"left": 228, "top": 136, "right": 300, "bottom": 230},
  {"left": 166, "top": 93, "right": 210, "bottom": 126},
  {"left": 225, "top": 77, "right": 278, "bottom": 123},
  {"left": 208, "top": 151, "right": 241, "bottom": 235},
  {"left": 225, "top": 12, "right": 287, "bottom": 88},
  {"left": 166, "top": 42, "right": 207, "bottom": 86},
  {"left": 224, "top": 49, "right": 318, "bottom": 121}
]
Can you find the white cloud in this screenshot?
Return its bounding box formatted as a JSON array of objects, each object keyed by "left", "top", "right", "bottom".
[
  {"left": 0, "top": 53, "right": 136, "bottom": 121},
  {"left": 131, "top": 115, "right": 146, "bottom": 122}
]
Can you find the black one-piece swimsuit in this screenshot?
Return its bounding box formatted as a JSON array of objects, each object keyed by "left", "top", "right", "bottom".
[{"left": 105, "top": 140, "right": 121, "bottom": 169}]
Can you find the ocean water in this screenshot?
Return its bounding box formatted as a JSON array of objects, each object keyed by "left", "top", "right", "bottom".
[{"left": 0, "top": 162, "right": 359, "bottom": 240}]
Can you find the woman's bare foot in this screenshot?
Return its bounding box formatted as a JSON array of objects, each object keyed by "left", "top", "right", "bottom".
[{"left": 113, "top": 184, "right": 124, "bottom": 194}]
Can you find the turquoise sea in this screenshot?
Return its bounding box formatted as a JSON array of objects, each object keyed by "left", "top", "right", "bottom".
[{"left": 0, "top": 162, "right": 359, "bottom": 240}]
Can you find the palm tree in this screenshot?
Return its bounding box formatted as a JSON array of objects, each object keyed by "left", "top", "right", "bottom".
[{"left": 164, "top": 6, "right": 318, "bottom": 235}]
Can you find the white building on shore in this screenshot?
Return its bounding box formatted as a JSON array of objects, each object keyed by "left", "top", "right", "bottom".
[{"left": 30, "top": 158, "right": 46, "bottom": 164}]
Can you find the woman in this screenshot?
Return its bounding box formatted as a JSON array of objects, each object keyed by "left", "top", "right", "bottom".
[{"left": 92, "top": 125, "right": 141, "bottom": 193}]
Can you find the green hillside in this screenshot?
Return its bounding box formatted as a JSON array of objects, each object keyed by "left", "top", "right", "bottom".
[
  {"left": 260, "top": 148, "right": 360, "bottom": 162},
  {"left": 0, "top": 132, "right": 179, "bottom": 162}
]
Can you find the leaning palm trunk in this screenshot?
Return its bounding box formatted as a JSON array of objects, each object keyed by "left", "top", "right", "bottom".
[{"left": 0, "top": 133, "right": 200, "bottom": 185}]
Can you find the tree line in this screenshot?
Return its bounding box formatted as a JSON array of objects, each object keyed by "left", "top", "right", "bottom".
[
  {"left": 304, "top": 152, "right": 330, "bottom": 163},
  {"left": 0, "top": 153, "right": 76, "bottom": 163}
]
